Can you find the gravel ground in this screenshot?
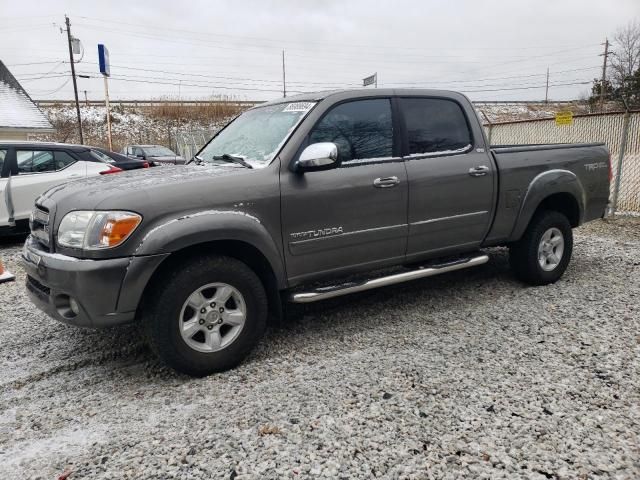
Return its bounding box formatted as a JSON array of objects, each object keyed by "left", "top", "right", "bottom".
[{"left": 0, "top": 217, "right": 638, "bottom": 480}]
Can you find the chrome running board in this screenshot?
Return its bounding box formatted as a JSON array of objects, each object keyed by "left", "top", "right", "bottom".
[{"left": 289, "top": 254, "right": 489, "bottom": 303}]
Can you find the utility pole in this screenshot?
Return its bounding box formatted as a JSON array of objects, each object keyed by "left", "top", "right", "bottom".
[
  {"left": 282, "top": 50, "right": 286, "bottom": 98},
  {"left": 65, "top": 15, "right": 83, "bottom": 144},
  {"left": 544, "top": 67, "right": 549, "bottom": 103},
  {"left": 599, "top": 38, "right": 610, "bottom": 113}
]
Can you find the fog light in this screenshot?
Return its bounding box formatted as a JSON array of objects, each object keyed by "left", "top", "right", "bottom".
[
  {"left": 69, "top": 298, "right": 80, "bottom": 315},
  {"left": 55, "top": 294, "right": 80, "bottom": 319}
]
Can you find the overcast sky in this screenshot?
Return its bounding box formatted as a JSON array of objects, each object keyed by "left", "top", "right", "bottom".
[{"left": 1, "top": 0, "right": 638, "bottom": 102}]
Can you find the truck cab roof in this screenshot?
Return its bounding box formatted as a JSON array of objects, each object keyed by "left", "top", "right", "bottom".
[{"left": 259, "top": 88, "right": 471, "bottom": 108}]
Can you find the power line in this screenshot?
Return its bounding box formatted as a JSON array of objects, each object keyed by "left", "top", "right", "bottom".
[
  {"left": 29, "top": 78, "right": 71, "bottom": 95},
  {"left": 66, "top": 61, "right": 599, "bottom": 90},
  {"left": 75, "top": 74, "right": 299, "bottom": 94},
  {"left": 6, "top": 60, "right": 65, "bottom": 67},
  {"left": 76, "top": 62, "right": 361, "bottom": 87},
  {"left": 459, "top": 80, "right": 592, "bottom": 93},
  {"left": 76, "top": 69, "right": 594, "bottom": 92},
  {"left": 383, "top": 66, "right": 601, "bottom": 86},
  {"left": 70, "top": 71, "right": 592, "bottom": 96},
  {"left": 17, "top": 74, "right": 69, "bottom": 82},
  {"left": 10, "top": 53, "right": 599, "bottom": 87},
  {"left": 1, "top": 23, "right": 57, "bottom": 33},
  {"left": 72, "top": 20, "right": 599, "bottom": 66},
  {"left": 0, "top": 14, "right": 57, "bottom": 19},
  {"left": 17, "top": 64, "right": 596, "bottom": 95},
  {"left": 75, "top": 15, "right": 599, "bottom": 53},
  {"left": 74, "top": 70, "right": 353, "bottom": 90}
]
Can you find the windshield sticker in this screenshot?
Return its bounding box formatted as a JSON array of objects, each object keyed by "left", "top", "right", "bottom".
[{"left": 283, "top": 102, "right": 315, "bottom": 113}]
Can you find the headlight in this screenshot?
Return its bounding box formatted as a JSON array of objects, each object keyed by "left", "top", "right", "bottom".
[{"left": 57, "top": 210, "right": 142, "bottom": 249}]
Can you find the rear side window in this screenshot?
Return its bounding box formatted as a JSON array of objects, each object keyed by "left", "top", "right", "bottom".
[
  {"left": 54, "top": 151, "right": 77, "bottom": 170},
  {"left": 0, "top": 149, "right": 6, "bottom": 173},
  {"left": 400, "top": 98, "right": 472, "bottom": 155},
  {"left": 309, "top": 99, "right": 393, "bottom": 163},
  {"left": 16, "top": 150, "right": 76, "bottom": 173},
  {"left": 91, "top": 150, "right": 115, "bottom": 163}
]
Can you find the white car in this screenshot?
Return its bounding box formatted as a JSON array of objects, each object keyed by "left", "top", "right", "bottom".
[{"left": 0, "top": 141, "right": 122, "bottom": 234}]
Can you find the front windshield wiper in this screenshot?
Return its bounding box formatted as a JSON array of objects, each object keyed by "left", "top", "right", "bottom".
[
  {"left": 212, "top": 153, "right": 253, "bottom": 169},
  {"left": 191, "top": 155, "right": 205, "bottom": 165}
]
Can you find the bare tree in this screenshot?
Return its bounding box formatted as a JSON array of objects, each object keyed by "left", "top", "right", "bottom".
[{"left": 611, "top": 20, "right": 640, "bottom": 90}]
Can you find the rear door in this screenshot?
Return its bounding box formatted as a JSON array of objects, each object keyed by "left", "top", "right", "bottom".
[
  {"left": 280, "top": 98, "right": 408, "bottom": 284},
  {"left": 400, "top": 97, "right": 495, "bottom": 260},
  {"left": 9, "top": 149, "right": 85, "bottom": 221}
]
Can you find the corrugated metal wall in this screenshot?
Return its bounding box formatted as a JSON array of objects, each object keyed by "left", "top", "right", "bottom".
[{"left": 486, "top": 112, "right": 640, "bottom": 213}]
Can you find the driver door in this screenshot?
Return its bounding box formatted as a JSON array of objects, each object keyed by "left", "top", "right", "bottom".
[{"left": 280, "top": 98, "right": 409, "bottom": 285}]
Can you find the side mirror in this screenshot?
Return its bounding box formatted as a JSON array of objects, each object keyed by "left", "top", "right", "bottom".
[{"left": 294, "top": 142, "right": 339, "bottom": 173}]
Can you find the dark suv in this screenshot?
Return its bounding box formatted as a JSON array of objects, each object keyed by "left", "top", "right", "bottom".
[{"left": 122, "top": 145, "right": 185, "bottom": 165}]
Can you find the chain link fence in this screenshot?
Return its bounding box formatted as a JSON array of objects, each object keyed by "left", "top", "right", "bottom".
[
  {"left": 120, "top": 127, "right": 216, "bottom": 160},
  {"left": 173, "top": 129, "right": 215, "bottom": 160},
  {"left": 484, "top": 111, "right": 640, "bottom": 213}
]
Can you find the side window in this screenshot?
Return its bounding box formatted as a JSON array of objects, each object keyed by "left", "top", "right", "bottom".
[
  {"left": 309, "top": 99, "right": 393, "bottom": 163},
  {"left": 17, "top": 150, "right": 55, "bottom": 173},
  {"left": 91, "top": 150, "right": 114, "bottom": 163},
  {"left": 54, "top": 151, "right": 77, "bottom": 170},
  {"left": 0, "top": 149, "right": 6, "bottom": 173},
  {"left": 400, "top": 98, "right": 472, "bottom": 155},
  {"left": 133, "top": 147, "right": 143, "bottom": 157}
]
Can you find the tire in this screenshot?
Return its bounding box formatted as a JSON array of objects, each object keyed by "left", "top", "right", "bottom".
[
  {"left": 142, "top": 254, "right": 267, "bottom": 377},
  {"left": 509, "top": 210, "right": 573, "bottom": 286}
]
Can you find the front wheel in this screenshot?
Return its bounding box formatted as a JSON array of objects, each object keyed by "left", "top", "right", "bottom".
[
  {"left": 142, "top": 255, "right": 267, "bottom": 376},
  {"left": 509, "top": 210, "right": 573, "bottom": 285}
]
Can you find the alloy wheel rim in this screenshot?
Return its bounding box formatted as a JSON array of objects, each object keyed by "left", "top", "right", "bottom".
[
  {"left": 537, "top": 227, "right": 564, "bottom": 272},
  {"left": 179, "top": 283, "right": 246, "bottom": 353}
]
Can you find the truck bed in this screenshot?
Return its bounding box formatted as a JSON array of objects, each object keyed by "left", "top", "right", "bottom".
[{"left": 484, "top": 142, "right": 610, "bottom": 245}]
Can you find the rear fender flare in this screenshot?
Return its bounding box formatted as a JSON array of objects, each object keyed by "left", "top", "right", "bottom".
[{"left": 510, "top": 169, "right": 585, "bottom": 241}]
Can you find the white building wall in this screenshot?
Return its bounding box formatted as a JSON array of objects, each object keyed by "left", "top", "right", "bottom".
[{"left": 0, "top": 129, "right": 29, "bottom": 140}]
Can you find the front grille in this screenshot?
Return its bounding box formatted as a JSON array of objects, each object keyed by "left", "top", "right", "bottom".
[{"left": 30, "top": 205, "right": 50, "bottom": 249}]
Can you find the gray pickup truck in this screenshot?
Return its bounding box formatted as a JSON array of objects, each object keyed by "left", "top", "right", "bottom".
[{"left": 22, "top": 89, "right": 610, "bottom": 376}]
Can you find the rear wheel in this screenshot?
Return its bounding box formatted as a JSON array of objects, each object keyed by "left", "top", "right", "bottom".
[
  {"left": 509, "top": 210, "right": 573, "bottom": 285},
  {"left": 142, "top": 255, "right": 267, "bottom": 376}
]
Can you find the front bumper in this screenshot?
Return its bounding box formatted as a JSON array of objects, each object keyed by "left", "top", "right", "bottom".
[{"left": 21, "top": 236, "right": 167, "bottom": 328}]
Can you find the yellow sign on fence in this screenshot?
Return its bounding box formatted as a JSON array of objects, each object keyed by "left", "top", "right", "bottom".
[{"left": 555, "top": 111, "right": 573, "bottom": 125}]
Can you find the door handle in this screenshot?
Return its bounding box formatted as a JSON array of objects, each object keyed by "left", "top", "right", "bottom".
[
  {"left": 373, "top": 176, "right": 400, "bottom": 188},
  {"left": 468, "top": 165, "right": 490, "bottom": 177}
]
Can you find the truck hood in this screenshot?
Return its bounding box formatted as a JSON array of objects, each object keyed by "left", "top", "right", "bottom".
[{"left": 39, "top": 164, "right": 254, "bottom": 213}]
